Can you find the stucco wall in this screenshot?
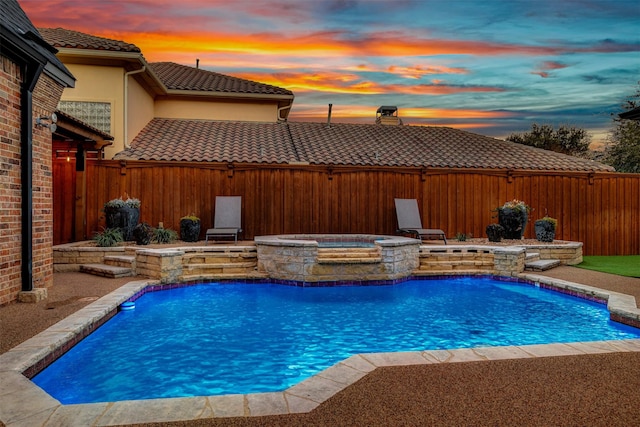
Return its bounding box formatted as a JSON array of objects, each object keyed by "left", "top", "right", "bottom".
[
  {"left": 60, "top": 64, "right": 124, "bottom": 158},
  {"left": 124, "top": 75, "right": 155, "bottom": 158},
  {"left": 154, "top": 98, "right": 279, "bottom": 122}
]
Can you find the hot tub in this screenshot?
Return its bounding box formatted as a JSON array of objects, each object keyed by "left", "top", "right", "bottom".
[{"left": 254, "top": 234, "right": 420, "bottom": 285}]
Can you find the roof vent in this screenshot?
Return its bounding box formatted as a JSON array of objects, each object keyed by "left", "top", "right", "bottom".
[{"left": 375, "top": 106, "right": 402, "bottom": 126}]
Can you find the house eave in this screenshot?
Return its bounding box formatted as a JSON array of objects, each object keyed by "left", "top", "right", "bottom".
[
  {"left": 165, "top": 89, "right": 294, "bottom": 101},
  {"left": 55, "top": 48, "right": 167, "bottom": 95}
]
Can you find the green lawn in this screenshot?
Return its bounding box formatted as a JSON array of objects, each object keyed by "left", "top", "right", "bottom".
[{"left": 576, "top": 256, "right": 640, "bottom": 278}]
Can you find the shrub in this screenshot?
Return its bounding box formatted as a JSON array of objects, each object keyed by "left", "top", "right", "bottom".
[
  {"left": 93, "top": 227, "right": 123, "bottom": 247},
  {"left": 103, "top": 196, "right": 141, "bottom": 211},
  {"left": 153, "top": 227, "right": 177, "bottom": 244},
  {"left": 455, "top": 232, "right": 472, "bottom": 242}
]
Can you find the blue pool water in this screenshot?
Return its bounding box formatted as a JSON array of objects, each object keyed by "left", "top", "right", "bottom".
[{"left": 33, "top": 277, "right": 640, "bottom": 404}]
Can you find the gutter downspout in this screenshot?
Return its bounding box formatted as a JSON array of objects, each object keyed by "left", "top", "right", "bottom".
[
  {"left": 123, "top": 66, "right": 146, "bottom": 148},
  {"left": 277, "top": 104, "right": 292, "bottom": 122},
  {"left": 21, "top": 62, "right": 45, "bottom": 292}
]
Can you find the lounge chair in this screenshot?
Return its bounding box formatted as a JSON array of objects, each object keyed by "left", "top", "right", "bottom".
[
  {"left": 205, "top": 196, "right": 242, "bottom": 244},
  {"left": 394, "top": 198, "right": 447, "bottom": 244}
]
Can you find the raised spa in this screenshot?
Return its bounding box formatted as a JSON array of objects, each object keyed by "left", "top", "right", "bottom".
[{"left": 254, "top": 234, "right": 420, "bottom": 284}]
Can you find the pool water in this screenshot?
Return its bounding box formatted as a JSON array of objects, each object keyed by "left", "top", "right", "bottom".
[{"left": 33, "top": 277, "right": 640, "bottom": 404}]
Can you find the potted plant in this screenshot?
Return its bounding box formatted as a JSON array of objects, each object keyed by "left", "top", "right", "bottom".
[
  {"left": 133, "top": 222, "right": 154, "bottom": 245},
  {"left": 179, "top": 214, "right": 201, "bottom": 242},
  {"left": 153, "top": 226, "right": 178, "bottom": 244},
  {"left": 534, "top": 216, "right": 557, "bottom": 242},
  {"left": 92, "top": 227, "right": 123, "bottom": 247},
  {"left": 103, "top": 194, "right": 140, "bottom": 241},
  {"left": 486, "top": 223, "right": 504, "bottom": 242},
  {"left": 495, "top": 199, "right": 530, "bottom": 239}
]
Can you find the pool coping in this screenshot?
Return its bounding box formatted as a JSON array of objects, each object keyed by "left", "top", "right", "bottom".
[{"left": 1, "top": 275, "right": 640, "bottom": 426}]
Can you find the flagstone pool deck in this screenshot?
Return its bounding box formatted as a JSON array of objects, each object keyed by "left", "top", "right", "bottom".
[{"left": 1, "top": 267, "right": 640, "bottom": 426}]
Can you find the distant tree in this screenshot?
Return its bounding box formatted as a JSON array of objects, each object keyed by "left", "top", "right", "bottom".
[
  {"left": 605, "top": 85, "right": 640, "bottom": 173},
  {"left": 506, "top": 123, "right": 591, "bottom": 157}
]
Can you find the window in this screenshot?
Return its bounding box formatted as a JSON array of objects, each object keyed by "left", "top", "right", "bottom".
[{"left": 58, "top": 101, "right": 111, "bottom": 134}]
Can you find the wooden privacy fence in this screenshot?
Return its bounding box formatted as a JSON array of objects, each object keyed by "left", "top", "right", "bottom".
[{"left": 72, "top": 160, "right": 640, "bottom": 255}]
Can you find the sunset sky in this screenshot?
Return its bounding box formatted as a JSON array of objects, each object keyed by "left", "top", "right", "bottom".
[{"left": 20, "top": 0, "right": 640, "bottom": 143}]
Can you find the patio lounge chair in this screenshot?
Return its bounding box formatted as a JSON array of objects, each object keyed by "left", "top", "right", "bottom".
[
  {"left": 394, "top": 198, "right": 447, "bottom": 244},
  {"left": 205, "top": 196, "right": 242, "bottom": 244}
]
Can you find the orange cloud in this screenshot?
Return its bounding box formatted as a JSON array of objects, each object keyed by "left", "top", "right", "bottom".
[
  {"left": 387, "top": 65, "right": 470, "bottom": 79},
  {"left": 289, "top": 105, "right": 514, "bottom": 121},
  {"left": 231, "top": 71, "right": 504, "bottom": 96},
  {"left": 531, "top": 61, "right": 569, "bottom": 78},
  {"left": 400, "top": 108, "right": 512, "bottom": 120}
]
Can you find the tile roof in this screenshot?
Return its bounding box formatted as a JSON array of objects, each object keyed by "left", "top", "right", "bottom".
[
  {"left": 115, "top": 119, "right": 614, "bottom": 172},
  {"left": 116, "top": 119, "right": 298, "bottom": 163},
  {"left": 38, "top": 28, "right": 141, "bottom": 52},
  {"left": 149, "top": 62, "right": 293, "bottom": 96},
  {"left": 1, "top": 2, "right": 74, "bottom": 85}
]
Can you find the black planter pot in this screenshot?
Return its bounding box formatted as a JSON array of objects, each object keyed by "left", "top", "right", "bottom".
[
  {"left": 486, "top": 224, "right": 504, "bottom": 242},
  {"left": 133, "top": 222, "right": 154, "bottom": 245},
  {"left": 180, "top": 219, "right": 201, "bottom": 242},
  {"left": 535, "top": 220, "right": 556, "bottom": 242},
  {"left": 498, "top": 207, "right": 528, "bottom": 239},
  {"left": 104, "top": 206, "right": 140, "bottom": 241}
]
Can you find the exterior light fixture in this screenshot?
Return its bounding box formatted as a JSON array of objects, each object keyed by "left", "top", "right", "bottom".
[{"left": 35, "top": 112, "right": 57, "bottom": 132}]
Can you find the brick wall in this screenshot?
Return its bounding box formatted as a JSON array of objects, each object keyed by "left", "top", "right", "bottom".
[
  {"left": 0, "top": 56, "right": 22, "bottom": 306},
  {"left": 0, "top": 54, "right": 65, "bottom": 305}
]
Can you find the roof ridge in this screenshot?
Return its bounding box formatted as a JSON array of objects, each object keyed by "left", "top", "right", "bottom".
[{"left": 148, "top": 62, "right": 293, "bottom": 96}]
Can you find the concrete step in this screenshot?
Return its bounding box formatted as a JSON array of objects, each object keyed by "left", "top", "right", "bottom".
[
  {"left": 525, "top": 259, "right": 561, "bottom": 272},
  {"left": 80, "top": 263, "right": 135, "bottom": 278}
]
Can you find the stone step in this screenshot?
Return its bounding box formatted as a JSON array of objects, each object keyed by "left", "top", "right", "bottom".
[
  {"left": 80, "top": 263, "right": 135, "bottom": 278},
  {"left": 525, "top": 252, "right": 541, "bottom": 262},
  {"left": 104, "top": 255, "right": 136, "bottom": 269},
  {"left": 525, "top": 259, "right": 561, "bottom": 272}
]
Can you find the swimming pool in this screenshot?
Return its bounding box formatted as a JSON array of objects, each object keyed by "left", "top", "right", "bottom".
[{"left": 33, "top": 277, "right": 640, "bottom": 404}]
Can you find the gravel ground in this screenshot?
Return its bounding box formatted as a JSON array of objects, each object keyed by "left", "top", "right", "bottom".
[{"left": 2, "top": 268, "right": 640, "bottom": 426}]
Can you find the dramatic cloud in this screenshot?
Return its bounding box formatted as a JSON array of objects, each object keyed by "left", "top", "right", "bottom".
[{"left": 20, "top": 0, "right": 640, "bottom": 144}]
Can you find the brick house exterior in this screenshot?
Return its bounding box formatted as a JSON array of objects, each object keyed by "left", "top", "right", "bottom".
[{"left": 0, "top": 0, "right": 74, "bottom": 305}]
